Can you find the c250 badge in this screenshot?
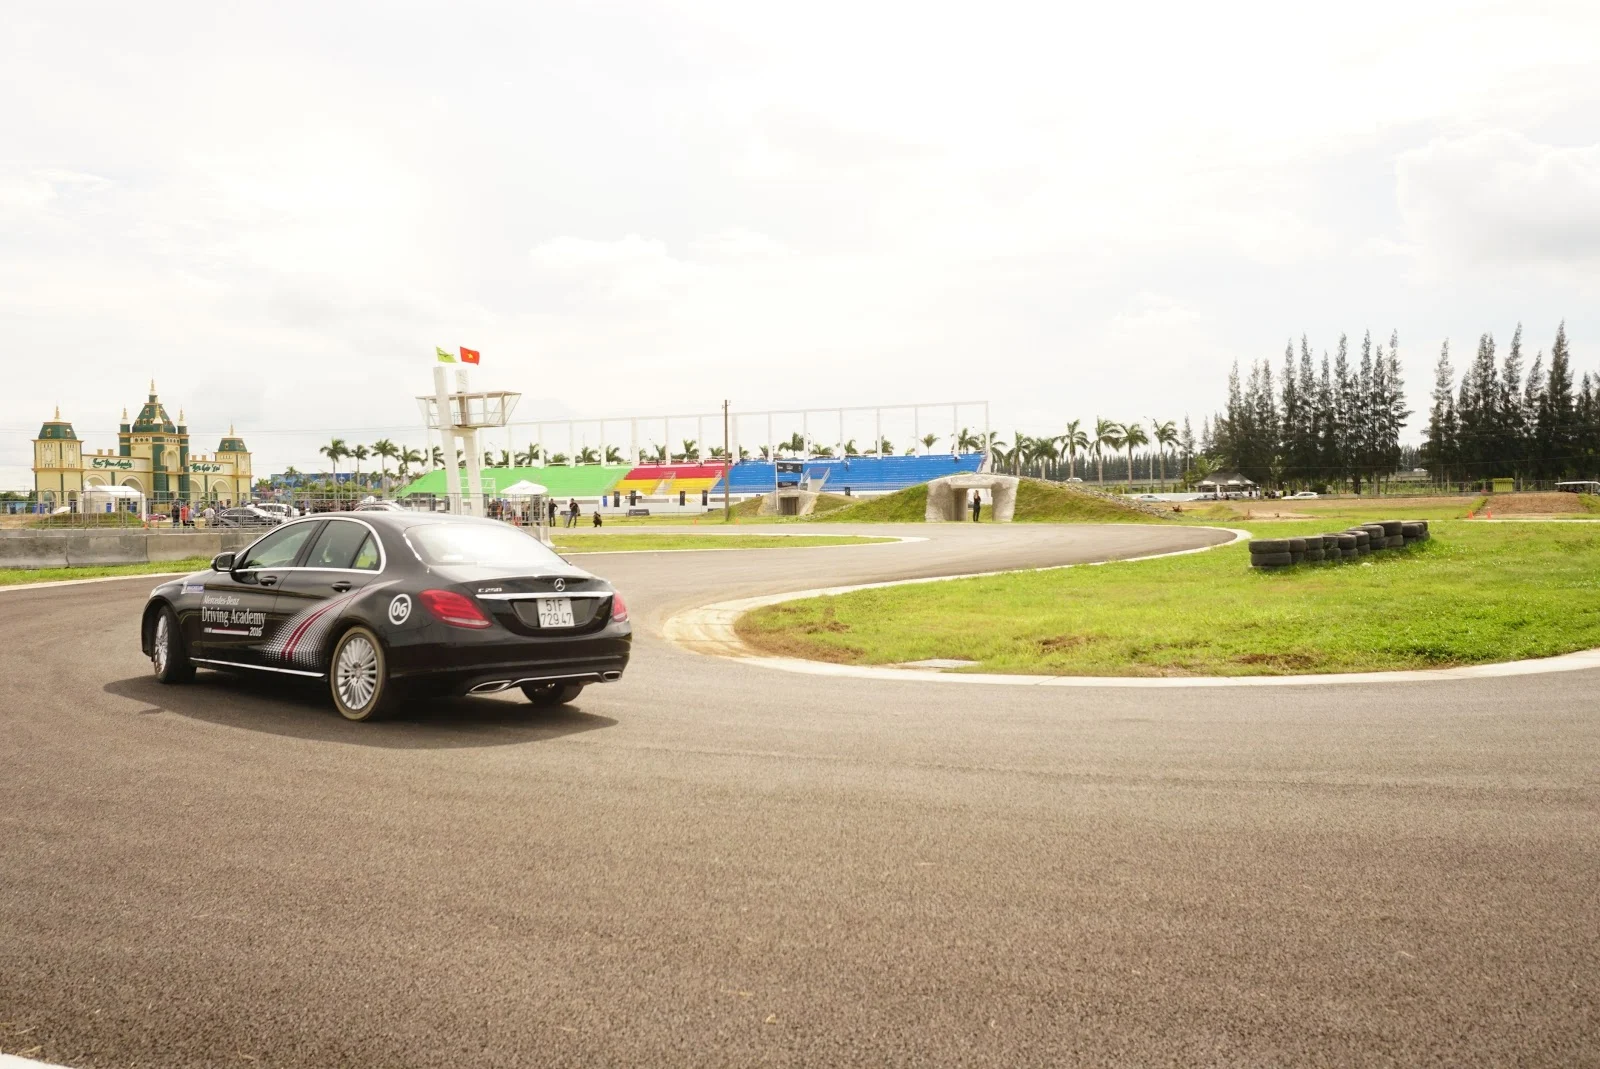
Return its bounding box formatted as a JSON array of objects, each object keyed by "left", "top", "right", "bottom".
[{"left": 387, "top": 594, "right": 412, "bottom": 625}]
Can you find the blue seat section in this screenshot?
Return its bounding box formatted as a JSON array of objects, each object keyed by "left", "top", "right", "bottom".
[{"left": 713, "top": 454, "right": 984, "bottom": 494}]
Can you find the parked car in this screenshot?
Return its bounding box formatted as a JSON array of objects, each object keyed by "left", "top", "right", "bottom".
[
  {"left": 355, "top": 501, "right": 407, "bottom": 512},
  {"left": 254, "top": 502, "right": 299, "bottom": 519},
  {"left": 1135, "top": 494, "right": 1160, "bottom": 502},
  {"left": 139, "top": 512, "right": 632, "bottom": 721},
  {"left": 213, "top": 506, "right": 283, "bottom": 528},
  {"left": 1289, "top": 491, "right": 1319, "bottom": 499}
]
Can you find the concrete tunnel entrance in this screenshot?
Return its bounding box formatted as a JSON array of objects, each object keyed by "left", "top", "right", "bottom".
[{"left": 924, "top": 474, "right": 1019, "bottom": 522}]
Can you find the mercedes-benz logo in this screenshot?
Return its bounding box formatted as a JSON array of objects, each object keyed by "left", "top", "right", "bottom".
[{"left": 553, "top": 578, "right": 565, "bottom": 592}]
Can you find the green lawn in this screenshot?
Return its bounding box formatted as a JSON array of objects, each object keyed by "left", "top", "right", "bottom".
[
  {"left": 736, "top": 520, "right": 1600, "bottom": 675},
  {"left": 814, "top": 479, "right": 1165, "bottom": 524},
  {"left": 554, "top": 533, "right": 893, "bottom": 553},
  {"left": 0, "top": 558, "right": 210, "bottom": 587}
]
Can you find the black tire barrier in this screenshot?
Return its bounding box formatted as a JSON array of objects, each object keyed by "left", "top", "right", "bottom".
[
  {"left": 1403, "top": 520, "right": 1430, "bottom": 541},
  {"left": 1303, "top": 547, "right": 1326, "bottom": 562},
  {"left": 1359, "top": 524, "right": 1388, "bottom": 550},
  {"left": 1378, "top": 520, "right": 1404, "bottom": 538},
  {"left": 1348, "top": 529, "right": 1371, "bottom": 554},
  {"left": 1334, "top": 533, "right": 1358, "bottom": 559},
  {"left": 1251, "top": 522, "right": 1430, "bottom": 570},
  {"left": 1385, "top": 535, "right": 1406, "bottom": 548},
  {"left": 1251, "top": 551, "right": 1294, "bottom": 568},
  {"left": 1249, "top": 538, "right": 1293, "bottom": 554}
]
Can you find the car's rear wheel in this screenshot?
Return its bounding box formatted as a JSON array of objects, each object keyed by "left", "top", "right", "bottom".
[
  {"left": 151, "top": 606, "right": 195, "bottom": 684},
  {"left": 329, "top": 626, "right": 392, "bottom": 722},
  {"left": 520, "top": 681, "right": 585, "bottom": 707}
]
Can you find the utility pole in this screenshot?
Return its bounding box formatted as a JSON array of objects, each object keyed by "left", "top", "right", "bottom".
[{"left": 722, "top": 399, "right": 731, "bottom": 522}]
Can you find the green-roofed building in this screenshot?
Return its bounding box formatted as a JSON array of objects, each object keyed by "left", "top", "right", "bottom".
[{"left": 397, "top": 466, "right": 631, "bottom": 499}]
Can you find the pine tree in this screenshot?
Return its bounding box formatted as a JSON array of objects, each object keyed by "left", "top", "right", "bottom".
[
  {"left": 1538, "top": 322, "right": 1576, "bottom": 478},
  {"left": 1333, "top": 335, "right": 1354, "bottom": 492},
  {"left": 1500, "top": 324, "right": 1526, "bottom": 484},
  {"left": 1422, "top": 340, "right": 1458, "bottom": 485}
]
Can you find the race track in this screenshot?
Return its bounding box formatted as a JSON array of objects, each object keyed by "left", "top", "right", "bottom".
[{"left": 2, "top": 522, "right": 1597, "bottom": 1068}]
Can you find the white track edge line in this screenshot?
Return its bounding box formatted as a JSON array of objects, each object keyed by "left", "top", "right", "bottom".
[
  {"left": 0, "top": 570, "right": 191, "bottom": 593},
  {"left": 661, "top": 526, "right": 1600, "bottom": 687}
]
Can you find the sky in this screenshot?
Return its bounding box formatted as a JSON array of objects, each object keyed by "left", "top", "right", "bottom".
[{"left": 4, "top": 0, "right": 1600, "bottom": 486}]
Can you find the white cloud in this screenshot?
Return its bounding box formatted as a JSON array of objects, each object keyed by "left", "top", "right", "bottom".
[{"left": 1396, "top": 130, "right": 1600, "bottom": 271}]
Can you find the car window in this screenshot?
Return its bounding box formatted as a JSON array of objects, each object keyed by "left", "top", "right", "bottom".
[
  {"left": 239, "top": 523, "right": 317, "bottom": 570},
  {"left": 409, "top": 523, "right": 567, "bottom": 568},
  {"left": 351, "top": 534, "right": 381, "bottom": 571},
  {"left": 305, "top": 520, "right": 372, "bottom": 570}
]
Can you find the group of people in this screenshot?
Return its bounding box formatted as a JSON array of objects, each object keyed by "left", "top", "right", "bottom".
[
  {"left": 167, "top": 503, "right": 219, "bottom": 527},
  {"left": 494, "top": 497, "right": 603, "bottom": 529}
]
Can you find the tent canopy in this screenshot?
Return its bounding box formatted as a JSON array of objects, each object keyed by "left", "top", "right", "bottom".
[
  {"left": 82, "top": 484, "right": 144, "bottom": 498},
  {"left": 501, "top": 480, "right": 548, "bottom": 496}
]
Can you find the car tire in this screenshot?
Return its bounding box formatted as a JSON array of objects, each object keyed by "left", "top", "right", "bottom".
[
  {"left": 520, "top": 681, "right": 586, "bottom": 707},
  {"left": 329, "top": 626, "right": 393, "bottom": 722},
  {"left": 1251, "top": 552, "right": 1294, "bottom": 567},
  {"left": 151, "top": 605, "right": 195, "bottom": 684}
]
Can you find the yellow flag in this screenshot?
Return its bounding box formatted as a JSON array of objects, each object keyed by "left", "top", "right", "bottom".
[{"left": 435, "top": 346, "right": 455, "bottom": 363}]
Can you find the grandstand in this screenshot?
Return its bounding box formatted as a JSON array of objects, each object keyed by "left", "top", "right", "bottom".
[
  {"left": 712, "top": 454, "right": 984, "bottom": 494},
  {"left": 396, "top": 454, "right": 986, "bottom": 504}
]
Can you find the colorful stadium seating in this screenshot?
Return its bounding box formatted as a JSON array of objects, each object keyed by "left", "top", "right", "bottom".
[
  {"left": 712, "top": 454, "right": 984, "bottom": 494},
  {"left": 397, "top": 455, "right": 985, "bottom": 501}
]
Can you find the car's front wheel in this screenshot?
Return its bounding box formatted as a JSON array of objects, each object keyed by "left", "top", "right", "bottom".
[
  {"left": 329, "top": 626, "right": 393, "bottom": 721},
  {"left": 151, "top": 606, "right": 195, "bottom": 684},
  {"left": 520, "top": 681, "right": 585, "bottom": 707}
]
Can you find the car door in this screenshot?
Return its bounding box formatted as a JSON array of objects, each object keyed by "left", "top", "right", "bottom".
[
  {"left": 190, "top": 520, "right": 320, "bottom": 665},
  {"left": 270, "top": 519, "right": 386, "bottom": 672}
]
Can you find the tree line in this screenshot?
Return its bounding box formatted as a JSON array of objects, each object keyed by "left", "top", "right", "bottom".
[{"left": 1421, "top": 322, "right": 1599, "bottom": 484}]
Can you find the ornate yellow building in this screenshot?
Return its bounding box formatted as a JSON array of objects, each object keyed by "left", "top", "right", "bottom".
[{"left": 33, "top": 383, "right": 253, "bottom": 508}]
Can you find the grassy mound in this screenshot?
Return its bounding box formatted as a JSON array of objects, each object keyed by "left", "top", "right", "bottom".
[{"left": 815, "top": 479, "right": 1166, "bottom": 524}]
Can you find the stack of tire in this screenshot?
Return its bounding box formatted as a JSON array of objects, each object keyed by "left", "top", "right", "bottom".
[{"left": 1249, "top": 519, "right": 1429, "bottom": 570}]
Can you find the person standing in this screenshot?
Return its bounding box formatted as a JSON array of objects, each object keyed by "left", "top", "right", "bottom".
[
  {"left": 547, "top": 498, "right": 557, "bottom": 527},
  {"left": 970, "top": 491, "right": 982, "bottom": 522},
  {"left": 566, "top": 498, "right": 579, "bottom": 528}
]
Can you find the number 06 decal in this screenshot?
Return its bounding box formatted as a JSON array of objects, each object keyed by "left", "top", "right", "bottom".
[{"left": 388, "top": 594, "right": 412, "bottom": 625}]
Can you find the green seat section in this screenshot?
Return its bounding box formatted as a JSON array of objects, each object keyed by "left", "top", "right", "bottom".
[{"left": 396, "top": 466, "right": 630, "bottom": 498}]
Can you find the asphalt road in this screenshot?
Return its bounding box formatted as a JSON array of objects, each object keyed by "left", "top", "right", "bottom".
[{"left": 2, "top": 522, "right": 1597, "bottom": 1068}]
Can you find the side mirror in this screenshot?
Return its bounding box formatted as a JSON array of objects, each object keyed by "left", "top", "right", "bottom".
[{"left": 212, "top": 552, "right": 236, "bottom": 572}]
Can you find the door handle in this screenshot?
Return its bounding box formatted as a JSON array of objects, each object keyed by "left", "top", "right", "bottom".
[
  {"left": 259, "top": 574, "right": 279, "bottom": 588},
  {"left": 331, "top": 581, "right": 352, "bottom": 593}
]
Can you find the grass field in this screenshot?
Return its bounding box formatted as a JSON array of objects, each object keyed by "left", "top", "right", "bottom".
[
  {"left": 0, "top": 558, "right": 211, "bottom": 587},
  {"left": 553, "top": 533, "right": 893, "bottom": 553},
  {"left": 736, "top": 518, "right": 1600, "bottom": 676}
]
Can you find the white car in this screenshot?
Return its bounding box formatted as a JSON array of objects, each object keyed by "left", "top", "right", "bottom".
[
  {"left": 1135, "top": 494, "right": 1160, "bottom": 502},
  {"left": 1289, "top": 491, "right": 1319, "bottom": 499},
  {"left": 355, "top": 500, "right": 407, "bottom": 512},
  {"left": 253, "top": 502, "right": 298, "bottom": 519}
]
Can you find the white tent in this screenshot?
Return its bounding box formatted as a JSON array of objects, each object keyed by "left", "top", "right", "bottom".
[
  {"left": 80, "top": 484, "right": 147, "bottom": 519},
  {"left": 501, "top": 480, "right": 548, "bottom": 497}
]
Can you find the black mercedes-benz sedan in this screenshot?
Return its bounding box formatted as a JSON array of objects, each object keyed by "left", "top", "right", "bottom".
[{"left": 140, "top": 512, "right": 631, "bottom": 721}]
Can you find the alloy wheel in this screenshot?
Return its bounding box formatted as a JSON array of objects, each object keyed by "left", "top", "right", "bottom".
[{"left": 335, "top": 634, "right": 379, "bottom": 711}]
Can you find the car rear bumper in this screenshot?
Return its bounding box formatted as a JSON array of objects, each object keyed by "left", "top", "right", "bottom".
[{"left": 385, "top": 628, "right": 632, "bottom": 697}]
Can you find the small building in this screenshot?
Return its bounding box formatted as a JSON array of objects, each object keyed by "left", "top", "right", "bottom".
[{"left": 31, "top": 383, "right": 253, "bottom": 510}]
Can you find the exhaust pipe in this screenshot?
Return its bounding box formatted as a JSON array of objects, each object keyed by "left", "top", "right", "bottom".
[
  {"left": 470, "top": 680, "right": 511, "bottom": 694},
  {"left": 601, "top": 671, "right": 622, "bottom": 682}
]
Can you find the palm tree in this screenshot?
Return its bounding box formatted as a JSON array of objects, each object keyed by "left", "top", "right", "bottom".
[
  {"left": 680, "top": 439, "right": 698, "bottom": 462},
  {"left": 319, "top": 438, "right": 348, "bottom": 501},
  {"left": 876, "top": 436, "right": 893, "bottom": 456},
  {"left": 920, "top": 433, "right": 939, "bottom": 454},
  {"left": 1150, "top": 420, "right": 1178, "bottom": 491},
  {"left": 1119, "top": 421, "right": 1148, "bottom": 490},
  {"left": 399, "top": 448, "right": 422, "bottom": 481},
  {"left": 482, "top": 450, "right": 495, "bottom": 468},
  {"left": 1092, "top": 419, "right": 1119, "bottom": 486},
  {"left": 348, "top": 443, "right": 370, "bottom": 492},
  {"left": 1059, "top": 420, "right": 1088, "bottom": 480},
  {"left": 577, "top": 446, "right": 600, "bottom": 465},
  {"left": 843, "top": 439, "right": 859, "bottom": 456},
  {"left": 430, "top": 445, "right": 444, "bottom": 469},
  {"left": 605, "top": 445, "right": 624, "bottom": 465},
  {"left": 549, "top": 452, "right": 569, "bottom": 465},
  {"left": 371, "top": 439, "right": 399, "bottom": 491},
  {"left": 955, "top": 427, "right": 981, "bottom": 452},
  {"left": 783, "top": 432, "right": 805, "bottom": 457}
]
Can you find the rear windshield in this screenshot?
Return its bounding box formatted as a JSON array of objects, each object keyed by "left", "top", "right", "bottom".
[{"left": 408, "top": 523, "right": 568, "bottom": 568}]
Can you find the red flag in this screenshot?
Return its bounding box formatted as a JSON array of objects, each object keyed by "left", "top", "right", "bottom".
[{"left": 460, "top": 346, "right": 480, "bottom": 365}]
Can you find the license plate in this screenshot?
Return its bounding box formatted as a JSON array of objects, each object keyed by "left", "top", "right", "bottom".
[{"left": 537, "top": 598, "right": 575, "bottom": 628}]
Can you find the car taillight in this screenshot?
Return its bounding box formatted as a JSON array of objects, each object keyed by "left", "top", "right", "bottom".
[
  {"left": 610, "top": 591, "right": 629, "bottom": 624},
  {"left": 420, "top": 589, "right": 492, "bottom": 629}
]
